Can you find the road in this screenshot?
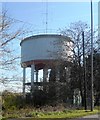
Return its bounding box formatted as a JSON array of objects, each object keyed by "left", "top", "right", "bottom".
[
  {"left": 83, "top": 114, "right": 99, "bottom": 118},
  {"left": 70, "top": 114, "right": 100, "bottom": 120}
]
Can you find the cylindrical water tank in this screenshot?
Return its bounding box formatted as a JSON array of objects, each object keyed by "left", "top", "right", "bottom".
[{"left": 20, "top": 34, "right": 73, "bottom": 67}]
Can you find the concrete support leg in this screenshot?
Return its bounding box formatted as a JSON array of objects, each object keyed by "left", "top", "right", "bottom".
[
  {"left": 36, "top": 70, "right": 38, "bottom": 82},
  {"left": 31, "top": 64, "right": 35, "bottom": 94},
  {"left": 56, "top": 65, "right": 60, "bottom": 102},
  {"left": 36, "top": 70, "right": 38, "bottom": 90},
  {"left": 43, "top": 67, "right": 48, "bottom": 82},
  {"left": 65, "top": 67, "right": 70, "bottom": 82},
  {"left": 43, "top": 67, "right": 48, "bottom": 91},
  {"left": 23, "top": 67, "right": 26, "bottom": 97},
  {"left": 56, "top": 65, "right": 60, "bottom": 82}
]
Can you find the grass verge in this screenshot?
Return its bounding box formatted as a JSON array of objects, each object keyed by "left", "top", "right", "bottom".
[
  {"left": 36, "top": 109, "right": 98, "bottom": 118},
  {"left": 2, "top": 108, "right": 99, "bottom": 119}
]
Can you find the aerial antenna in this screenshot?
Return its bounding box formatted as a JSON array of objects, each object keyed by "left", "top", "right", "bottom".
[{"left": 45, "top": 0, "right": 48, "bottom": 33}]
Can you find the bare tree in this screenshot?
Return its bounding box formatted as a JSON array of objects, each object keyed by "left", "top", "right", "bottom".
[
  {"left": 0, "top": 11, "right": 25, "bottom": 91},
  {"left": 59, "top": 21, "right": 98, "bottom": 105},
  {"left": 60, "top": 21, "right": 97, "bottom": 59}
]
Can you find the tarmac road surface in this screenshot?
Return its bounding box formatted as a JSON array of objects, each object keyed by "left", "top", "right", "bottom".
[{"left": 71, "top": 114, "right": 100, "bottom": 120}]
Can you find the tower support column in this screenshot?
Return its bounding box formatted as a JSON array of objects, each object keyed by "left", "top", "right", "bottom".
[
  {"left": 36, "top": 70, "right": 38, "bottom": 82},
  {"left": 43, "top": 67, "right": 48, "bottom": 91},
  {"left": 55, "top": 65, "right": 60, "bottom": 102},
  {"left": 56, "top": 65, "right": 60, "bottom": 82},
  {"left": 36, "top": 70, "right": 38, "bottom": 90},
  {"left": 43, "top": 67, "right": 48, "bottom": 82},
  {"left": 23, "top": 67, "right": 26, "bottom": 97},
  {"left": 31, "top": 64, "right": 35, "bottom": 93}
]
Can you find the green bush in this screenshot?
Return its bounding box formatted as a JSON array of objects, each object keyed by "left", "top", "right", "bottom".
[
  {"left": 1, "top": 118, "right": 7, "bottom": 120},
  {"left": 2, "top": 91, "right": 24, "bottom": 110}
]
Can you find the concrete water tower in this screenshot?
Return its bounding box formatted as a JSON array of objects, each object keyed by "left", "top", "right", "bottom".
[{"left": 20, "top": 34, "right": 73, "bottom": 96}]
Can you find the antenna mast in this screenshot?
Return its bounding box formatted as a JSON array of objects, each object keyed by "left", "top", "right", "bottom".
[{"left": 45, "top": 1, "right": 48, "bottom": 33}]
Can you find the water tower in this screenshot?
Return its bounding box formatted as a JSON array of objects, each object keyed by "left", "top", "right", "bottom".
[{"left": 20, "top": 34, "right": 73, "bottom": 96}]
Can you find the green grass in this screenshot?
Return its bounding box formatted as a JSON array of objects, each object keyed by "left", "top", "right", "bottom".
[
  {"left": 2, "top": 108, "right": 99, "bottom": 119},
  {"left": 35, "top": 109, "right": 98, "bottom": 118}
]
